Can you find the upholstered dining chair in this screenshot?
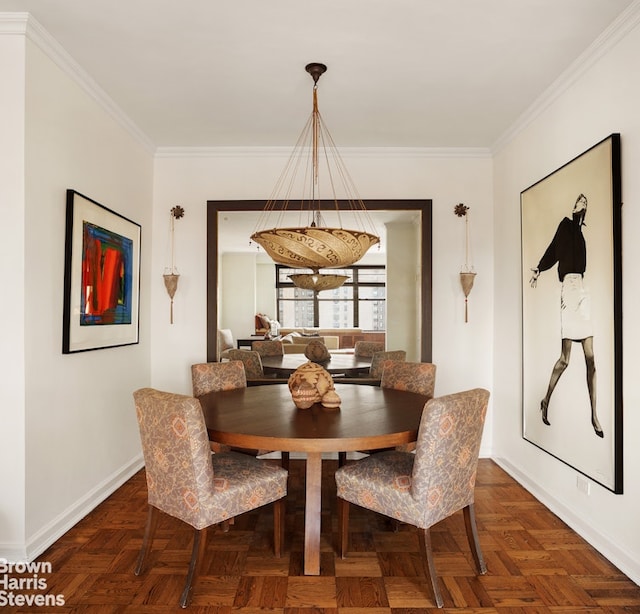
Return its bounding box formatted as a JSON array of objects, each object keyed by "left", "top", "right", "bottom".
[
  {"left": 380, "top": 360, "right": 436, "bottom": 396},
  {"left": 335, "top": 388, "right": 490, "bottom": 608},
  {"left": 191, "top": 360, "right": 246, "bottom": 398},
  {"left": 191, "top": 360, "right": 289, "bottom": 466},
  {"left": 133, "top": 388, "right": 288, "bottom": 608},
  {"left": 354, "top": 340, "right": 385, "bottom": 358},
  {"left": 227, "top": 349, "right": 265, "bottom": 379},
  {"left": 334, "top": 349, "right": 406, "bottom": 389},
  {"left": 252, "top": 339, "right": 284, "bottom": 357},
  {"left": 337, "top": 355, "right": 427, "bottom": 466},
  {"left": 369, "top": 349, "right": 407, "bottom": 378},
  {"left": 379, "top": 360, "right": 437, "bottom": 453}
]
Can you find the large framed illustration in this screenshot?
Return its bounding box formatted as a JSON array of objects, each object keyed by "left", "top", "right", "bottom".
[
  {"left": 63, "top": 189, "right": 141, "bottom": 353},
  {"left": 521, "top": 134, "right": 622, "bottom": 493}
]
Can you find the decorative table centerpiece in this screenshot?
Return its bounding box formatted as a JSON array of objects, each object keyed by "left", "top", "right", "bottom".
[
  {"left": 288, "top": 361, "right": 341, "bottom": 409},
  {"left": 304, "top": 339, "right": 331, "bottom": 363}
]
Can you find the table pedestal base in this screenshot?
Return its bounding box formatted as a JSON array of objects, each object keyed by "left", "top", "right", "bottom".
[{"left": 304, "top": 452, "right": 322, "bottom": 575}]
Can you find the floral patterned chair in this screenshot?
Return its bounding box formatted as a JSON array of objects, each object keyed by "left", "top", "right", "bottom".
[
  {"left": 252, "top": 339, "right": 284, "bottom": 356},
  {"left": 227, "top": 349, "right": 265, "bottom": 379},
  {"left": 354, "top": 340, "right": 385, "bottom": 357},
  {"left": 191, "top": 360, "right": 246, "bottom": 397},
  {"left": 338, "top": 356, "right": 430, "bottom": 466},
  {"left": 133, "top": 388, "right": 288, "bottom": 607},
  {"left": 191, "top": 360, "right": 289, "bottom": 466},
  {"left": 378, "top": 359, "right": 437, "bottom": 454},
  {"left": 380, "top": 360, "right": 436, "bottom": 396},
  {"left": 335, "top": 388, "right": 490, "bottom": 608},
  {"left": 369, "top": 349, "right": 407, "bottom": 378}
]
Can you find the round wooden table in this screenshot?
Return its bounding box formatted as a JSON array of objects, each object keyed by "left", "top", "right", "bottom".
[
  {"left": 198, "top": 383, "right": 428, "bottom": 575},
  {"left": 261, "top": 353, "right": 371, "bottom": 377}
]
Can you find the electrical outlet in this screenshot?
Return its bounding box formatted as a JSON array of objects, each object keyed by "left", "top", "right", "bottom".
[{"left": 577, "top": 474, "right": 591, "bottom": 495}]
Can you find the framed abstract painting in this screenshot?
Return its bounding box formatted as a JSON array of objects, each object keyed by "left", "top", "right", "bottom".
[
  {"left": 63, "top": 189, "right": 141, "bottom": 353},
  {"left": 520, "top": 134, "right": 622, "bottom": 494}
]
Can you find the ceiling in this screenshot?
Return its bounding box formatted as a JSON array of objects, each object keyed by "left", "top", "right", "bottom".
[
  {"left": 2, "top": 1, "right": 635, "bottom": 254},
  {"left": 1, "top": 0, "right": 635, "bottom": 150}
]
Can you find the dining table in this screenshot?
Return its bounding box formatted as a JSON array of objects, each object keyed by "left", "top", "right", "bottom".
[
  {"left": 198, "top": 382, "right": 429, "bottom": 575},
  {"left": 260, "top": 353, "right": 372, "bottom": 377}
]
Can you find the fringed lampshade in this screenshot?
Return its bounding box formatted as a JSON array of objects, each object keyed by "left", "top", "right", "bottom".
[
  {"left": 250, "top": 63, "right": 379, "bottom": 290},
  {"left": 288, "top": 271, "right": 350, "bottom": 292}
]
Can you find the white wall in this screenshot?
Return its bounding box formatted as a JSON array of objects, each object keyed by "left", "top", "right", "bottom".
[
  {"left": 256, "top": 259, "right": 277, "bottom": 318},
  {"left": 0, "top": 21, "right": 154, "bottom": 561},
  {"left": 220, "top": 252, "right": 258, "bottom": 344},
  {"left": 492, "top": 17, "right": 640, "bottom": 583},
  {"left": 386, "top": 220, "right": 420, "bottom": 361},
  {"left": 0, "top": 30, "right": 27, "bottom": 560},
  {"left": 152, "top": 152, "right": 495, "bottom": 407}
]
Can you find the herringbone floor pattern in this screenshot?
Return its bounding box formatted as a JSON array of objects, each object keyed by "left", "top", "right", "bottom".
[{"left": 4, "top": 459, "right": 639, "bottom": 612}]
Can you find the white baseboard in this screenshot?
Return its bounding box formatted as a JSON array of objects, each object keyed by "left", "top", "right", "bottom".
[
  {"left": 20, "top": 454, "right": 144, "bottom": 562},
  {"left": 0, "top": 543, "right": 30, "bottom": 563},
  {"left": 493, "top": 456, "right": 640, "bottom": 587}
]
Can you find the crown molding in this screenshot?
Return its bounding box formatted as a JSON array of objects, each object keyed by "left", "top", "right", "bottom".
[
  {"left": 1, "top": 12, "right": 155, "bottom": 153},
  {"left": 0, "top": 11, "right": 29, "bottom": 33},
  {"left": 492, "top": 0, "right": 640, "bottom": 153},
  {"left": 154, "top": 145, "right": 492, "bottom": 159}
]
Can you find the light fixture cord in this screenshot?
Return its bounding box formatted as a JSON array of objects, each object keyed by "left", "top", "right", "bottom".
[
  {"left": 170, "top": 211, "right": 176, "bottom": 272},
  {"left": 312, "top": 84, "right": 320, "bottom": 224},
  {"left": 465, "top": 213, "right": 469, "bottom": 269}
]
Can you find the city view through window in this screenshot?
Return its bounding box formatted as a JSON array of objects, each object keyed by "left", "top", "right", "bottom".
[{"left": 276, "top": 266, "right": 386, "bottom": 330}]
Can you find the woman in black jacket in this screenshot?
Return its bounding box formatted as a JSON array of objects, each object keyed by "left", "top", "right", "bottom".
[{"left": 530, "top": 193, "right": 603, "bottom": 438}]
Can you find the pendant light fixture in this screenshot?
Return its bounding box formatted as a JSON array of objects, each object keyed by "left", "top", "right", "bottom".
[{"left": 250, "top": 63, "right": 380, "bottom": 291}]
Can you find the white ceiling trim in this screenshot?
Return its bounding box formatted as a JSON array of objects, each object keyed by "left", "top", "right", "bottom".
[
  {"left": 154, "top": 146, "right": 492, "bottom": 160},
  {"left": 1, "top": 12, "right": 156, "bottom": 153},
  {"left": 0, "top": 10, "right": 28, "bottom": 33}
]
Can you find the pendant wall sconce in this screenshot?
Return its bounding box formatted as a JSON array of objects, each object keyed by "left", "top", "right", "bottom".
[
  {"left": 163, "top": 205, "right": 184, "bottom": 324},
  {"left": 454, "top": 203, "right": 476, "bottom": 323}
]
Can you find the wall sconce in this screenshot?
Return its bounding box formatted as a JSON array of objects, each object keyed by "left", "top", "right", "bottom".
[
  {"left": 454, "top": 203, "right": 476, "bottom": 323},
  {"left": 163, "top": 205, "right": 184, "bottom": 324}
]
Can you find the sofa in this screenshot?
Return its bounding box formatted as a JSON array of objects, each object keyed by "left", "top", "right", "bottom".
[
  {"left": 280, "top": 332, "right": 340, "bottom": 353},
  {"left": 279, "top": 327, "right": 384, "bottom": 351}
]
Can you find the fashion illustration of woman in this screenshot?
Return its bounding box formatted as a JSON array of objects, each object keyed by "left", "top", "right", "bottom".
[{"left": 529, "top": 193, "right": 604, "bottom": 438}]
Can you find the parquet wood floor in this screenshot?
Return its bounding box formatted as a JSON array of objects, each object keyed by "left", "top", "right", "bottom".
[{"left": 4, "top": 459, "right": 639, "bottom": 613}]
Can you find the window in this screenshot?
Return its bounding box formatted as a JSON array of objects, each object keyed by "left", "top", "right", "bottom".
[{"left": 276, "top": 266, "right": 385, "bottom": 330}]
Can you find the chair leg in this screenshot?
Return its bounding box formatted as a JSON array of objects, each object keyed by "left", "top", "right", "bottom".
[
  {"left": 281, "top": 451, "right": 290, "bottom": 471},
  {"left": 135, "top": 504, "right": 159, "bottom": 576},
  {"left": 273, "top": 498, "right": 284, "bottom": 557},
  {"left": 463, "top": 503, "right": 487, "bottom": 574},
  {"left": 179, "top": 527, "right": 208, "bottom": 608},
  {"left": 418, "top": 528, "right": 444, "bottom": 608},
  {"left": 338, "top": 497, "right": 350, "bottom": 558}
]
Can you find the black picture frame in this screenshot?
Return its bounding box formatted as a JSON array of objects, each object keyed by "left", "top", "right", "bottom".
[
  {"left": 63, "top": 190, "right": 141, "bottom": 353},
  {"left": 520, "top": 134, "right": 622, "bottom": 493}
]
